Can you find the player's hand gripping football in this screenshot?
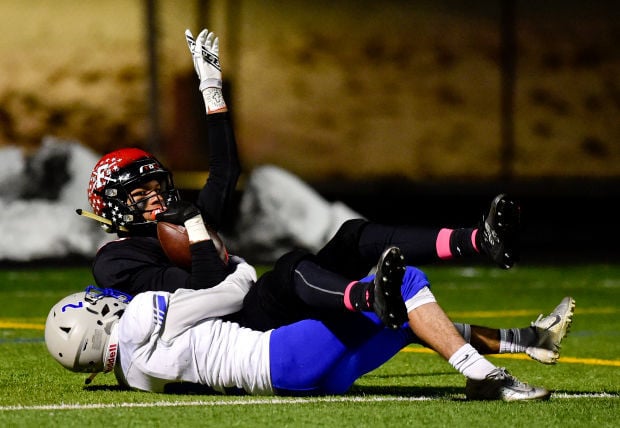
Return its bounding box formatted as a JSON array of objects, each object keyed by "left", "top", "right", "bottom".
[
  {"left": 155, "top": 200, "right": 200, "bottom": 225},
  {"left": 156, "top": 200, "right": 228, "bottom": 264},
  {"left": 156, "top": 200, "right": 210, "bottom": 244}
]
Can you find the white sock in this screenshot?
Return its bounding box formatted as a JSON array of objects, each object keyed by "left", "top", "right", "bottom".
[
  {"left": 448, "top": 343, "right": 497, "bottom": 380},
  {"left": 499, "top": 327, "right": 536, "bottom": 353}
]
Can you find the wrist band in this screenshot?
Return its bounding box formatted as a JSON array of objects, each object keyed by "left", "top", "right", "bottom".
[
  {"left": 201, "top": 87, "right": 227, "bottom": 113},
  {"left": 184, "top": 215, "right": 211, "bottom": 243}
]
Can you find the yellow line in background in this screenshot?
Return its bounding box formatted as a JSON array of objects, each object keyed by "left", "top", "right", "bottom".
[
  {"left": 0, "top": 321, "right": 44, "bottom": 330},
  {"left": 2, "top": 308, "right": 619, "bottom": 368}
]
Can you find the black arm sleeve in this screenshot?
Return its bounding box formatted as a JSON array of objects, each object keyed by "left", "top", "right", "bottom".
[
  {"left": 189, "top": 240, "right": 232, "bottom": 290},
  {"left": 196, "top": 112, "right": 241, "bottom": 230}
]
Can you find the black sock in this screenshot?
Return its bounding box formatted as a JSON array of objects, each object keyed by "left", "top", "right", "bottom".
[
  {"left": 345, "top": 281, "right": 373, "bottom": 311},
  {"left": 449, "top": 228, "right": 479, "bottom": 257}
]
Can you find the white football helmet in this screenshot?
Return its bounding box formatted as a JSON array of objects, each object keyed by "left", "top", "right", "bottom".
[{"left": 45, "top": 287, "right": 131, "bottom": 373}]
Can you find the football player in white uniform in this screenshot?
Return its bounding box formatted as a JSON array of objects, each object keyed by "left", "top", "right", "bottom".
[{"left": 46, "top": 247, "right": 574, "bottom": 400}]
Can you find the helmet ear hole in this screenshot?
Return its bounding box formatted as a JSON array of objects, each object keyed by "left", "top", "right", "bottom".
[{"left": 101, "top": 304, "right": 110, "bottom": 317}]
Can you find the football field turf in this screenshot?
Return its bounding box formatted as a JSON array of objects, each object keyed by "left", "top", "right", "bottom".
[{"left": 0, "top": 263, "right": 618, "bottom": 427}]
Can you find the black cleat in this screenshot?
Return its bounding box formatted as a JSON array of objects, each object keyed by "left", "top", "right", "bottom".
[
  {"left": 479, "top": 194, "right": 520, "bottom": 269},
  {"left": 372, "top": 246, "right": 408, "bottom": 329}
]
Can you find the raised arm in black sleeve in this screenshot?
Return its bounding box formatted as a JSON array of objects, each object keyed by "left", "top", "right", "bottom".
[{"left": 196, "top": 112, "right": 241, "bottom": 230}]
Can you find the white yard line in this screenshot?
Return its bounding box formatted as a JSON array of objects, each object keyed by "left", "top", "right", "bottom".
[{"left": 1, "top": 393, "right": 617, "bottom": 412}]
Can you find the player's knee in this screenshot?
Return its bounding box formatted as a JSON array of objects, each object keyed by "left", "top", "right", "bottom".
[
  {"left": 400, "top": 267, "right": 433, "bottom": 304},
  {"left": 334, "top": 218, "right": 368, "bottom": 241}
]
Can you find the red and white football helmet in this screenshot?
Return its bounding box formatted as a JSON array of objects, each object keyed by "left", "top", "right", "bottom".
[{"left": 87, "top": 148, "right": 180, "bottom": 233}]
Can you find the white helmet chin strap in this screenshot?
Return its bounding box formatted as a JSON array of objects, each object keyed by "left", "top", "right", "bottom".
[{"left": 85, "top": 322, "right": 120, "bottom": 385}]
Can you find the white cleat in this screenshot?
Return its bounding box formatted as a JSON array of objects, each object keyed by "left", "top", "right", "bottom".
[
  {"left": 526, "top": 296, "right": 576, "bottom": 364},
  {"left": 465, "top": 367, "right": 550, "bottom": 401}
]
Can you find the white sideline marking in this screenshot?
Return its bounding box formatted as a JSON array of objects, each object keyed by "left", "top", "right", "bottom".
[{"left": 1, "top": 393, "right": 617, "bottom": 412}]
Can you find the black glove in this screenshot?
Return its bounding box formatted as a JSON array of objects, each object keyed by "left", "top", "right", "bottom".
[{"left": 155, "top": 200, "right": 201, "bottom": 225}]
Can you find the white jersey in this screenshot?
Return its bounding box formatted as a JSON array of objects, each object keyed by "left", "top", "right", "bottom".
[{"left": 113, "top": 258, "right": 274, "bottom": 394}]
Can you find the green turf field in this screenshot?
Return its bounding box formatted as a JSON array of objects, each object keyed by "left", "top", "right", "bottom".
[{"left": 0, "top": 263, "right": 618, "bottom": 427}]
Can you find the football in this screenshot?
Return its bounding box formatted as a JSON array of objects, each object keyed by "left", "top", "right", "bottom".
[{"left": 157, "top": 222, "right": 228, "bottom": 269}]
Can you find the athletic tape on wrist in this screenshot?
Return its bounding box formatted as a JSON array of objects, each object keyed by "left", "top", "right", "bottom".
[
  {"left": 184, "top": 215, "right": 211, "bottom": 243},
  {"left": 201, "top": 87, "right": 226, "bottom": 112}
]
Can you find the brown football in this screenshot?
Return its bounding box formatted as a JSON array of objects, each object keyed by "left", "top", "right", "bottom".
[{"left": 157, "top": 222, "right": 228, "bottom": 269}]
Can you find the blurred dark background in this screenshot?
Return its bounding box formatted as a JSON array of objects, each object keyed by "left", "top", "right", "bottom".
[
  {"left": 312, "top": 178, "right": 619, "bottom": 265},
  {"left": 0, "top": 1, "right": 618, "bottom": 264}
]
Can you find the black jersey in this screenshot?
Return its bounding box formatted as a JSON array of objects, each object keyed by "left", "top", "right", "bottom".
[
  {"left": 93, "top": 236, "right": 231, "bottom": 296},
  {"left": 92, "top": 112, "right": 240, "bottom": 297}
]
